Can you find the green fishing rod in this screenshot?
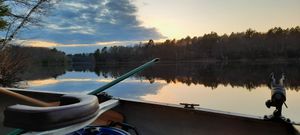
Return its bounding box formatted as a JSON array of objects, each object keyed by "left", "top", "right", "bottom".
[{"left": 88, "top": 58, "right": 159, "bottom": 95}]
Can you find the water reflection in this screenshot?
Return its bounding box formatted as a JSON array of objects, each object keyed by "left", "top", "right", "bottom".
[
  {"left": 26, "top": 72, "right": 166, "bottom": 99},
  {"left": 21, "top": 62, "right": 300, "bottom": 122},
  {"left": 94, "top": 62, "right": 300, "bottom": 91},
  {"left": 141, "top": 82, "right": 300, "bottom": 123},
  {"left": 21, "top": 62, "right": 300, "bottom": 91}
]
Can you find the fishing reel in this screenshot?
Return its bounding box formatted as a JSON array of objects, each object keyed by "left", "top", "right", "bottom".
[
  {"left": 97, "top": 92, "right": 113, "bottom": 102},
  {"left": 265, "top": 73, "right": 288, "bottom": 120}
]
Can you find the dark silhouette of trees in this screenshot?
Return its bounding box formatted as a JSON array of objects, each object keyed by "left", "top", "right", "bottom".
[
  {"left": 92, "top": 62, "right": 300, "bottom": 91},
  {"left": 0, "top": 1, "right": 9, "bottom": 30},
  {"left": 147, "top": 39, "right": 154, "bottom": 46},
  {"left": 93, "top": 26, "right": 300, "bottom": 63},
  {"left": 0, "top": 0, "right": 56, "bottom": 87},
  {"left": 1, "top": 0, "right": 55, "bottom": 50},
  {"left": 68, "top": 53, "right": 94, "bottom": 64},
  {"left": 94, "top": 49, "right": 101, "bottom": 60},
  {"left": 0, "top": 46, "right": 67, "bottom": 87}
]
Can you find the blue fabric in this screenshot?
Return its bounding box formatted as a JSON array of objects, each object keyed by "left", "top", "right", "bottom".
[{"left": 70, "top": 126, "right": 130, "bottom": 135}]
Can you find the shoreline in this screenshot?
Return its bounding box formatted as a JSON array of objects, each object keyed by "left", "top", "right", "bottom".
[{"left": 93, "top": 58, "right": 300, "bottom": 65}]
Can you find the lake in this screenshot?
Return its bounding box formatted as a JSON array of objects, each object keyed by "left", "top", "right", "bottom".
[{"left": 19, "top": 62, "right": 300, "bottom": 123}]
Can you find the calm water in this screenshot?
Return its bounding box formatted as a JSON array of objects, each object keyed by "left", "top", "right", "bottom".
[{"left": 21, "top": 62, "right": 300, "bottom": 123}]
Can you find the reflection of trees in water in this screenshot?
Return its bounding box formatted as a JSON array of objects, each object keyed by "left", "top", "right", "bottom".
[
  {"left": 94, "top": 62, "right": 300, "bottom": 91},
  {"left": 19, "top": 66, "right": 66, "bottom": 81},
  {"left": 20, "top": 62, "right": 300, "bottom": 91}
]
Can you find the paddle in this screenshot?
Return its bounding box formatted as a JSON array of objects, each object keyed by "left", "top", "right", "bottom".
[
  {"left": 4, "top": 58, "right": 159, "bottom": 135},
  {"left": 0, "top": 87, "right": 56, "bottom": 107}
]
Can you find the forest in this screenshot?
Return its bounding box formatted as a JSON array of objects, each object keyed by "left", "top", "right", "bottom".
[
  {"left": 0, "top": 46, "right": 67, "bottom": 86},
  {"left": 2, "top": 26, "right": 300, "bottom": 87},
  {"left": 93, "top": 26, "right": 300, "bottom": 63}
]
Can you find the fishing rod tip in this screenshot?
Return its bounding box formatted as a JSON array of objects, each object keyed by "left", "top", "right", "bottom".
[{"left": 153, "top": 58, "right": 160, "bottom": 62}]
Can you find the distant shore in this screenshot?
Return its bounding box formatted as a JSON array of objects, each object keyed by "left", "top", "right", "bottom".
[{"left": 89, "top": 58, "right": 300, "bottom": 65}]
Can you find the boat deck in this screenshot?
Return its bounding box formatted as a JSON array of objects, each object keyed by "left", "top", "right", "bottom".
[
  {"left": 0, "top": 90, "right": 299, "bottom": 135},
  {"left": 114, "top": 98, "right": 298, "bottom": 135}
]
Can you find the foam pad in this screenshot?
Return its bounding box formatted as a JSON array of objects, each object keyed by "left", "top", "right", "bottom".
[{"left": 4, "top": 94, "right": 99, "bottom": 131}]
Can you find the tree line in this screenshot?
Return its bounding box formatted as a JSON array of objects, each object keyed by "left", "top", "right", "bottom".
[
  {"left": 0, "top": 0, "right": 55, "bottom": 87},
  {"left": 0, "top": 46, "right": 67, "bottom": 87},
  {"left": 93, "top": 26, "right": 300, "bottom": 63}
]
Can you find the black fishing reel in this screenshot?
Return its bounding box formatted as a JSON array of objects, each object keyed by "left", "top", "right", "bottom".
[
  {"left": 265, "top": 73, "right": 288, "bottom": 120},
  {"left": 97, "top": 92, "right": 113, "bottom": 102}
]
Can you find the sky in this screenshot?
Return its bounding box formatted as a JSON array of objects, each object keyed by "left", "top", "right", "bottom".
[{"left": 12, "top": 0, "right": 300, "bottom": 54}]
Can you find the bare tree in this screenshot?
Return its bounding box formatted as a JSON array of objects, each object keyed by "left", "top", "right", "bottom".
[
  {"left": 0, "top": 0, "right": 56, "bottom": 87},
  {"left": 1, "top": 0, "right": 56, "bottom": 50},
  {"left": 0, "top": 47, "right": 29, "bottom": 87}
]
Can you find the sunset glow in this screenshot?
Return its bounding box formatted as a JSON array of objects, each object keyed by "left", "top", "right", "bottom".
[
  {"left": 1, "top": 0, "right": 300, "bottom": 134},
  {"left": 10, "top": 0, "right": 299, "bottom": 53},
  {"left": 135, "top": 0, "right": 300, "bottom": 39},
  {"left": 141, "top": 82, "right": 300, "bottom": 122}
]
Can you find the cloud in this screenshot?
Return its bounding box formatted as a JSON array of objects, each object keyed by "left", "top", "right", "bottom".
[
  {"left": 27, "top": 71, "right": 165, "bottom": 99},
  {"left": 19, "top": 0, "right": 164, "bottom": 44},
  {"left": 28, "top": 80, "right": 164, "bottom": 100},
  {"left": 21, "top": 39, "right": 142, "bottom": 54}
]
